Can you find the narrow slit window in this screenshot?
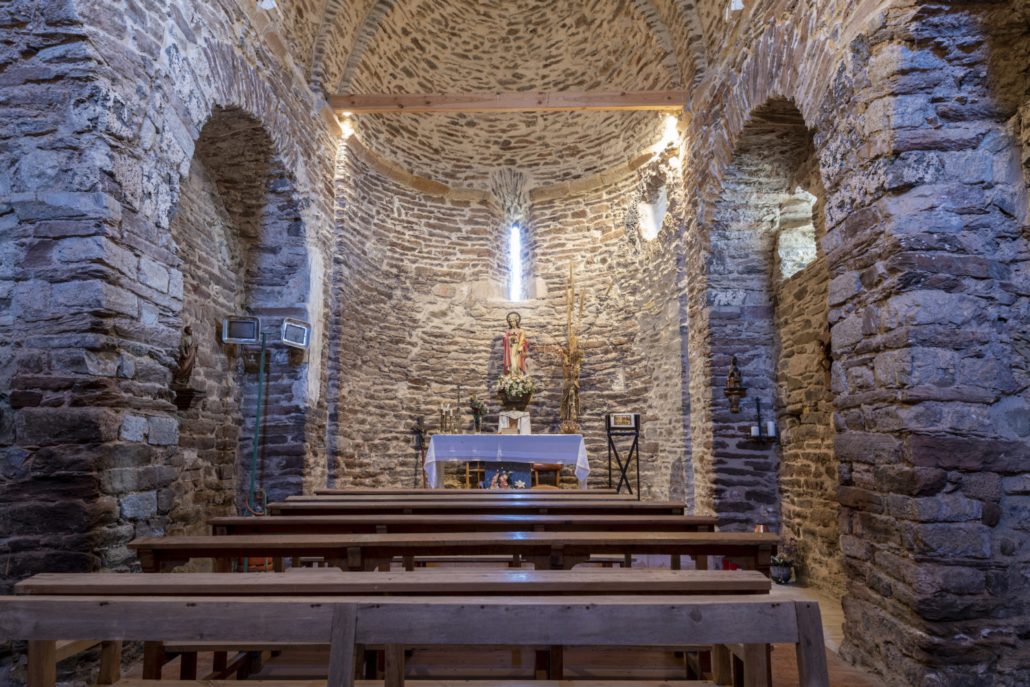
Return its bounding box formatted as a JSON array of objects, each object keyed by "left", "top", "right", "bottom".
[{"left": 509, "top": 224, "right": 523, "bottom": 301}]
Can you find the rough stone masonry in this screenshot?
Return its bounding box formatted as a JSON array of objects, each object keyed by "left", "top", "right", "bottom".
[{"left": 1, "top": 1, "right": 1029, "bottom": 686}]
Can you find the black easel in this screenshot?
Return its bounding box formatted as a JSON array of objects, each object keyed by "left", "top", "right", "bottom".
[
  {"left": 606, "top": 413, "right": 641, "bottom": 499},
  {"left": 412, "top": 418, "right": 426, "bottom": 488}
]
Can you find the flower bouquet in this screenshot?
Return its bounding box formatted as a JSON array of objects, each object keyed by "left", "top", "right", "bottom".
[{"left": 495, "top": 373, "right": 539, "bottom": 411}]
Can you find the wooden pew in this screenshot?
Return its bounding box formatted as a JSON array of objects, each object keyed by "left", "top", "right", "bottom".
[
  {"left": 209, "top": 514, "right": 718, "bottom": 536},
  {"left": 0, "top": 594, "right": 829, "bottom": 687},
  {"left": 305, "top": 491, "right": 635, "bottom": 500},
  {"left": 315, "top": 488, "right": 620, "bottom": 496},
  {"left": 266, "top": 500, "right": 688, "bottom": 516},
  {"left": 16, "top": 569, "right": 772, "bottom": 596},
  {"left": 128, "top": 531, "right": 778, "bottom": 573},
  {"left": 18, "top": 569, "right": 772, "bottom": 683}
]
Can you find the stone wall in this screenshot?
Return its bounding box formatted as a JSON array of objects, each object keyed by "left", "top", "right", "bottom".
[
  {"left": 328, "top": 141, "right": 691, "bottom": 499},
  {"left": 0, "top": 0, "right": 339, "bottom": 682},
  {"left": 681, "top": 1, "right": 1030, "bottom": 683},
  {"left": 774, "top": 258, "right": 840, "bottom": 594}
]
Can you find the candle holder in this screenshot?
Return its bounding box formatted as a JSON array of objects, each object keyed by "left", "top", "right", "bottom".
[{"left": 748, "top": 398, "right": 778, "bottom": 442}]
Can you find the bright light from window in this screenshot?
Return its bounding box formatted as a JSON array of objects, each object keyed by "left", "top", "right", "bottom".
[
  {"left": 509, "top": 225, "right": 523, "bottom": 301},
  {"left": 658, "top": 114, "right": 680, "bottom": 150}
]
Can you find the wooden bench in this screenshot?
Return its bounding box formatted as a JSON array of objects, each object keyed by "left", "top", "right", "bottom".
[
  {"left": 17, "top": 569, "right": 772, "bottom": 683},
  {"left": 266, "top": 500, "right": 688, "bottom": 516},
  {"left": 110, "top": 681, "right": 720, "bottom": 687},
  {"left": 128, "top": 531, "right": 778, "bottom": 573},
  {"left": 313, "top": 488, "right": 620, "bottom": 495},
  {"left": 0, "top": 594, "right": 828, "bottom": 687},
  {"left": 16, "top": 569, "right": 772, "bottom": 597},
  {"left": 310, "top": 490, "right": 629, "bottom": 499},
  {"left": 209, "top": 514, "right": 717, "bottom": 536},
  {"left": 302, "top": 494, "right": 635, "bottom": 501}
]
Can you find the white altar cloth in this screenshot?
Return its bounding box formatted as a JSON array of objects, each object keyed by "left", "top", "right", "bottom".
[{"left": 425, "top": 434, "right": 589, "bottom": 489}]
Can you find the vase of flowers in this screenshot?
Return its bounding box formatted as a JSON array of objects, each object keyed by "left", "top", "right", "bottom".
[
  {"left": 496, "top": 373, "right": 539, "bottom": 411},
  {"left": 770, "top": 538, "right": 797, "bottom": 584},
  {"left": 469, "top": 396, "right": 488, "bottom": 432}
]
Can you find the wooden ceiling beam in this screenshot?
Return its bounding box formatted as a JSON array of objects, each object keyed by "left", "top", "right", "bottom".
[{"left": 330, "top": 90, "right": 688, "bottom": 114}]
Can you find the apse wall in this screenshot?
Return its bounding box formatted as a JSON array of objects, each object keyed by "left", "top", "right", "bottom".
[{"left": 327, "top": 142, "right": 691, "bottom": 500}]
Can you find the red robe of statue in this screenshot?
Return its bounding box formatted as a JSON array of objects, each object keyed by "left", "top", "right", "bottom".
[{"left": 503, "top": 326, "right": 529, "bottom": 375}]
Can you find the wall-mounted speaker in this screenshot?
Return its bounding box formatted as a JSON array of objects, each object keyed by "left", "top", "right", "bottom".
[{"left": 280, "top": 318, "right": 312, "bottom": 350}]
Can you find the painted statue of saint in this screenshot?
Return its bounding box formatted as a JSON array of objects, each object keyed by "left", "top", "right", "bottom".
[{"left": 503, "top": 311, "right": 529, "bottom": 376}]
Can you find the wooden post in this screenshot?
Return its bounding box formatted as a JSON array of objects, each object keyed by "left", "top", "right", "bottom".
[
  {"left": 178, "top": 650, "right": 198, "bottom": 680},
  {"left": 711, "top": 644, "right": 732, "bottom": 685},
  {"left": 794, "top": 602, "right": 830, "bottom": 687},
  {"left": 213, "top": 650, "right": 228, "bottom": 675},
  {"left": 97, "top": 641, "right": 122, "bottom": 685},
  {"left": 741, "top": 644, "right": 771, "bottom": 687},
  {"left": 327, "top": 604, "right": 358, "bottom": 687},
  {"left": 27, "top": 640, "right": 56, "bottom": 687},
  {"left": 142, "top": 641, "right": 165, "bottom": 679},
  {"left": 548, "top": 646, "right": 564, "bottom": 680},
  {"left": 384, "top": 644, "right": 405, "bottom": 687}
]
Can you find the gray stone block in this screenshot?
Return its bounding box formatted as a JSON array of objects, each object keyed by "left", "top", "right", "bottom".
[
  {"left": 120, "top": 414, "right": 147, "bottom": 442},
  {"left": 147, "top": 416, "right": 179, "bottom": 446}
]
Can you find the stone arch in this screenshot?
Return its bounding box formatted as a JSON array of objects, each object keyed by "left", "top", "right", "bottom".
[
  {"left": 691, "top": 92, "right": 843, "bottom": 588},
  {"left": 165, "top": 106, "right": 314, "bottom": 539},
  {"left": 97, "top": 12, "right": 336, "bottom": 562},
  {"left": 698, "top": 99, "right": 801, "bottom": 523}
]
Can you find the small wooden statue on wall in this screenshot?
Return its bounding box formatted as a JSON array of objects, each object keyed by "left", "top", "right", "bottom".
[{"left": 172, "top": 325, "right": 202, "bottom": 410}]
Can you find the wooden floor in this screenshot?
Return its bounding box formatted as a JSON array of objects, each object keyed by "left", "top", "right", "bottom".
[{"left": 120, "top": 583, "right": 884, "bottom": 686}]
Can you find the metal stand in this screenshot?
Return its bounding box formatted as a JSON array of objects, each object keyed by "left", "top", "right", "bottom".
[
  {"left": 412, "top": 418, "right": 426, "bottom": 488},
  {"left": 606, "top": 413, "right": 641, "bottom": 499}
]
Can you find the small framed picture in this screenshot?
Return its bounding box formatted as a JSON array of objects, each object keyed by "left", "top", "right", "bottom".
[{"left": 608, "top": 413, "right": 639, "bottom": 430}]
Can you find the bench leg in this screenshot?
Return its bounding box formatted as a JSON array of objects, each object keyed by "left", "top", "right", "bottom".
[
  {"left": 98, "top": 641, "right": 122, "bottom": 685},
  {"left": 548, "top": 646, "right": 564, "bottom": 679},
  {"left": 534, "top": 649, "right": 549, "bottom": 679},
  {"left": 741, "top": 644, "right": 770, "bottom": 687},
  {"left": 213, "top": 650, "right": 228, "bottom": 675},
  {"left": 712, "top": 645, "right": 732, "bottom": 685},
  {"left": 328, "top": 605, "right": 358, "bottom": 687},
  {"left": 178, "top": 651, "right": 198, "bottom": 680},
  {"left": 794, "top": 601, "right": 830, "bottom": 687},
  {"left": 385, "top": 644, "right": 405, "bottom": 687},
  {"left": 27, "top": 640, "right": 56, "bottom": 687},
  {"left": 142, "top": 641, "right": 165, "bottom": 679}
]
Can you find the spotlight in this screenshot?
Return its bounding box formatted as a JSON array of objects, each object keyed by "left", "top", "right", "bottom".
[
  {"left": 222, "top": 317, "right": 260, "bottom": 345},
  {"left": 280, "top": 318, "right": 312, "bottom": 350}
]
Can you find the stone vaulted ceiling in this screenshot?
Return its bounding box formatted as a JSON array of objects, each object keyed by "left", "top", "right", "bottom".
[{"left": 271, "top": 0, "right": 710, "bottom": 189}]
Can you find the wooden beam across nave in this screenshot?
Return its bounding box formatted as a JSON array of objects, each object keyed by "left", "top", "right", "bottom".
[{"left": 330, "top": 90, "right": 689, "bottom": 113}]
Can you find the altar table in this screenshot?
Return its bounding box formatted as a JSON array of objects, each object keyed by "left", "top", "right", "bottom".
[{"left": 425, "top": 434, "right": 589, "bottom": 489}]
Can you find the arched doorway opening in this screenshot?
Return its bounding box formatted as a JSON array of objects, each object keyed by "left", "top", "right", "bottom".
[{"left": 703, "top": 98, "right": 842, "bottom": 592}]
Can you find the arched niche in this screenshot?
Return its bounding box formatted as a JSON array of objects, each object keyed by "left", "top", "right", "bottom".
[
  {"left": 166, "top": 107, "right": 312, "bottom": 540},
  {"left": 703, "top": 98, "right": 841, "bottom": 593}
]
